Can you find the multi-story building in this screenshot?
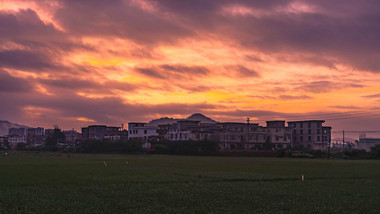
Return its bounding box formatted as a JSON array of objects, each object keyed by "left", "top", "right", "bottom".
[
  {"left": 215, "top": 122, "right": 267, "bottom": 150},
  {"left": 357, "top": 138, "right": 380, "bottom": 151},
  {"left": 82, "top": 125, "right": 121, "bottom": 141},
  {"left": 8, "top": 127, "right": 28, "bottom": 136},
  {"left": 7, "top": 135, "right": 27, "bottom": 148},
  {"left": 287, "top": 120, "right": 331, "bottom": 150},
  {"left": 27, "top": 127, "right": 44, "bottom": 146},
  {"left": 7, "top": 127, "right": 44, "bottom": 147},
  {"left": 63, "top": 130, "right": 82, "bottom": 145},
  {"left": 128, "top": 122, "right": 159, "bottom": 147},
  {"left": 266, "top": 121, "right": 292, "bottom": 149}
]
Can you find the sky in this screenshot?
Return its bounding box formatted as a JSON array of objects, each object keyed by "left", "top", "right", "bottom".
[{"left": 1, "top": 0, "right": 380, "bottom": 135}]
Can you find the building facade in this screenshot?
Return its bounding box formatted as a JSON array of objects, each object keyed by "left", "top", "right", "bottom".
[
  {"left": 266, "top": 121, "right": 292, "bottom": 149},
  {"left": 287, "top": 120, "right": 331, "bottom": 150},
  {"left": 82, "top": 125, "right": 121, "bottom": 141},
  {"left": 357, "top": 138, "right": 380, "bottom": 151}
]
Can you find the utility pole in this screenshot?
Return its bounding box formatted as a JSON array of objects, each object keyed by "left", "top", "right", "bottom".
[
  {"left": 342, "top": 130, "right": 345, "bottom": 150},
  {"left": 327, "top": 138, "right": 331, "bottom": 159},
  {"left": 246, "top": 117, "right": 250, "bottom": 150}
]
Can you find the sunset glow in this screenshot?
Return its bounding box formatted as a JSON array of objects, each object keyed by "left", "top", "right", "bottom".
[{"left": 1, "top": 0, "right": 380, "bottom": 132}]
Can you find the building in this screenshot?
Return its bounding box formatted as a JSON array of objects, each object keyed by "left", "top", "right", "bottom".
[
  {"left": 27, "top": 127, "right": 44, "bottom": 146},
  {"left": 45, "top": 129, "right": 55, "bottom": 137},
  {"left": 63, "top": 130, "right": 82, "bottom": 145},
  {"left": 287, "top": 120, "right": 331, "bottom": 150},
  {"left": 7, "top": 127, "right": 44, "bottom": 147},
  {"left": 0, "top": 136, "right": 6, "bottom": 148},
  {"left": 128, "top": 122, "right": 159, "bottom": 148},
  {"left": 82, "top": 125, "right": 121, "bottom": 141},
  {"left": 266, "top": 121, "right": 292, "bottom": 149},
  {"left": 7, "top": 135, "right": 27, "bottom": 148},
  {"left": 215, "top": 122, "right": 267, "bottom": 151},
  {"left": 167, "top": 120, "right": 201, "bottom": 141},
  {"left": 8, "top": 127, "right": 27, "bottom": 136},
  {"left": 357, "top": 138, "right": 380, "bottom": 151}
]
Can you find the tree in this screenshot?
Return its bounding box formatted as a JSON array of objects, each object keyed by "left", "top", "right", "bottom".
[
  {"left": 45, "top": 128, "right": 65, "bottom": 149},
  {"left": 370, "top": 144, "right": 380, "bottom": 159},
  {"left": 263, "top": 138, "right": 273, "bottom": 151}
]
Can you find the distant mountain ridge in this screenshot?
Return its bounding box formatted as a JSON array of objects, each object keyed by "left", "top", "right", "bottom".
[
  {"left": 0, "top": 120, "right": 28, "bottom": 136},
  {"left": 147, "top": 113, "right": 216, "bottom": 126},
  {"left": 186, "top": 113, "right": 217, "bottom": 124}
]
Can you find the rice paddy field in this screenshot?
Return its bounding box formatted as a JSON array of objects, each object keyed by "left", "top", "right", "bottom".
[{"left": 0, "top": 152, "right": 379, "bottom": 213}]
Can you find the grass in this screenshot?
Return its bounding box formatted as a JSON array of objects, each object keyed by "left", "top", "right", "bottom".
[{"left": 0, "top": 152, "right": 379, "bottom": 213}]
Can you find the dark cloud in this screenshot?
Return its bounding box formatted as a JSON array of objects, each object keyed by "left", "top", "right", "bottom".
[
  {"left": 0, "top": 9, "right": 61, "bottom": 41},
  {"left": 155, "top": 0, "right": 380, "bottom": 72},
  {"left": 134, "top": 64, "right": 210, "bottom": 80},
  {"left": 277, "top": 95, "right": 311, "bottom": 100},
  {"left": 295, "top": 81, "right": 338, "bottom": 93},
  {"left": 294, "top": 81, "right": 364, "bottom": 94},
  {"left": 226, "top": 65, "right": 260, "bottom": 77},
  {"left": 54, "top": 0, "right": 193, "bottom": 44},
  {"left": 38, "top": 77, "right": 140, "bottom": 94},
  {"left": 39, "top": 78, "right": 99, "bottom": 90},
  {"left": 362, "top": 94, "right": 380, "bottom": 99},
  {"left": 248, "top": 94, "right": 311, "bottom": 100},
  {"left": 159, "top": 64, "right": 209, "bottom": 76},
  {"left": 0, "top": 50, "right": 56, "bottom": 70},
  {"left": 0, "top": 71, "right": 33, "bottom": 92},
  {"left": 134, "top": 67, "right": 164, "bottom": 79},
  {"left": 329, "top": 105, "right": 362, "bottom": 110},
  {"left": 0, "top": 88, "right": 222, "bottom": 128}
]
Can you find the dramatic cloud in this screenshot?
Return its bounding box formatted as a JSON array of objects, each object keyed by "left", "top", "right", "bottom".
[{"left": 1, "top": 0, "right": 380, "bottom": 134}]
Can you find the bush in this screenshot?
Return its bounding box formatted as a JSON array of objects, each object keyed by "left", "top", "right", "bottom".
[
  {"left": 153, "top": 140, "right": 219, "bottom": 155},
  {"left": 371, "top": 144, "right": 380, "bottom": 159},
  {"left": 289, "top": 151, "right": 315, "bottom": 158}
]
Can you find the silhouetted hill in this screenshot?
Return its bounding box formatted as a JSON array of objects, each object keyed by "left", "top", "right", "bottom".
[
  {"left": 147, "top": 113, "right": 217, "bottom": 126},
  {"left": 186, "top": 113, "right": 217, "bottom": 124},
  {"left": 0, "top": 120, "right": 28, "bottom": 136}
]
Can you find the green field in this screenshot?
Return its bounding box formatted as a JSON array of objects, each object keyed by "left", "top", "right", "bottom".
[{"left": 0, "top": 152, "right": 379, "bottom": 213}]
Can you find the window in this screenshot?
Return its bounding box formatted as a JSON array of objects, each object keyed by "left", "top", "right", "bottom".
[
  {"left": 276, "top": 136, "right": 279, "bottom": 141},
  {"left": 144, "top": 130, "right": 147, "bottom": 134},
  {"left": 300, "top": 136, "right": 303, "bottom": 141},
  {"left": 293, "top": 130, "right": 296, "bottom": 134},
  {"left": 317, "top": 136, "right": 320, "bottom": 141},
  {"left": 294, "top": 137, "right": 297, "bottom": 142},
  {"left": 308, "top": 129, "right": 311, "bottom": 134},
  {"left": 317, "top": 129, "right": 320, "bottom": 134},
  {"left": 308, "top": 123, "right": 311, "bottom": 128},
  {"left": 300, "top": 130, "right": 303, "bottom": 134},
  {"left": 308, "top": 136, "right": 312, "bottom": 141},
  {"left": 300, "top": 123, "right": 303, "bottom": 128}
]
